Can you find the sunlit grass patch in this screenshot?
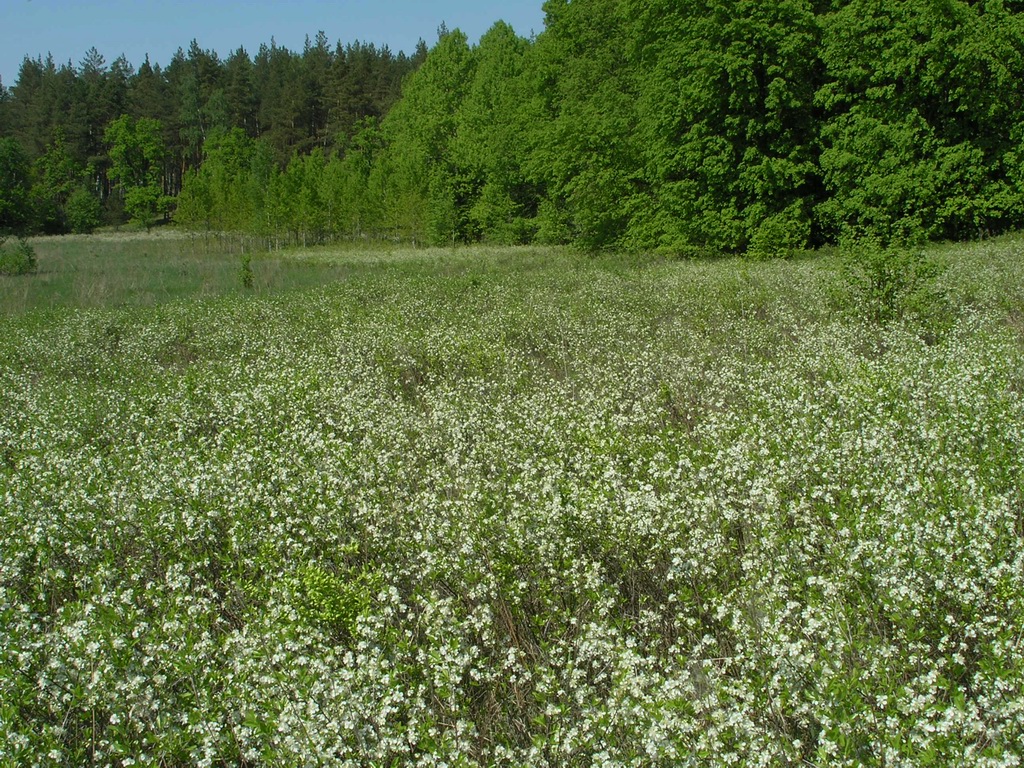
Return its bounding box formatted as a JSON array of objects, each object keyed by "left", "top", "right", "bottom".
[{"left": 0, "top": 229, "right": 380, "bottom": 315}]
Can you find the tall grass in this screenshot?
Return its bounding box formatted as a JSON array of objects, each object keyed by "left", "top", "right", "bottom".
[{"left": 0, "top": 230, "right": 394, "bottom": 315}]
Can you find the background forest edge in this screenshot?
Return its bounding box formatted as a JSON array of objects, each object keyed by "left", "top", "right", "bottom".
[{"left": 2, "top": 0, "right": 1024, "bottom": 257}]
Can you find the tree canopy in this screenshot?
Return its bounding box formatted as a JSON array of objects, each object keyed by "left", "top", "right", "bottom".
[
  {"left": 2, "top": 4, "right": 1023, "bottom": 250},
  {"left": 0, "top": 137, "right": 32, "bottom": 234},
  {"left": 0, "top": 32, "right": 423, "bottom": 233}
]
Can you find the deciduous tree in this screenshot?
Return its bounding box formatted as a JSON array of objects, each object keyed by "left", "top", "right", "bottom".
[
  {"left": 816, "top": 0, "right": 1024, "bottom": 242},
  {"left": 32, "top": 128, "right": 88, "bottom": 233},
  {"left": 105, "top": 114, "right": 169, "bottom": 227},
  {"left": 628, "top": 0, "right": 821, "bottom": 255},
  {"left": 0, "top": 137, "right": 32, "bottom": 234}
]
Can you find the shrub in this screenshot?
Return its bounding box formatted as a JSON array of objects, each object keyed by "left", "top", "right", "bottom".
[
  {"left": 839, "top": 236, "right": 946, "bottom": 325},
  {"left": 239, "top": 252, "right": 254, "bottom": 290},
  {"left": 65, "top": 186, "right": 103, "bottom": 234},
  {"left": 299, "top": 564, "right": 380, "bottom": 639},
  {"left": 746, "top": 208, "right": 811, "bottom": 260},
  {"left": 0, "top": 237, "right": 37, "bottom": 276}
]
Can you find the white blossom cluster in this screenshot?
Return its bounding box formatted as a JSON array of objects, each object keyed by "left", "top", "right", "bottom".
[{"left": 1, "top": 240, "right": 1023, "bottom": 766}]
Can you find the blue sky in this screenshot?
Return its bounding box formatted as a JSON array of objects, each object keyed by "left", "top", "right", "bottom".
[{"left": 0, "top": 0, "right": 547, "bottom": 87}]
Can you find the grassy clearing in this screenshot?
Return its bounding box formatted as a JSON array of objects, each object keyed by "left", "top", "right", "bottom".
[
  {"left": 0, "top": 230, "right": 390, "bottom": 315},
  {"left": 1, "top": 233, "right": 1023, "bottom": 765}
]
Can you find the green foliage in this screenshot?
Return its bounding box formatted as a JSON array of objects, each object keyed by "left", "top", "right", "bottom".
[
  {"left": 105, "top": 115, "right": 166, "bottom": 189},
  {"left": 452, "top": 22, "right": 537, "bottom": 244},
  {"left": 239, "top": 252, "right": 254, "bottom": 289},
  {"left": 178, "top": 128, "right": 259, "bottom": 232},
  {"left": 532, "top": 198, "right": 573, "bottom": 245},
  {"left": 174, "top": 168, "right": 212, "bottom": 230},
  {"left": 7, "top": 2, "right": 1024, "bottom": 251},
  {"left": 322, "top": 119, "right": 384, "bottom": 239},
  {"left": 530, "top": 0, "right": 641, "bottom": 250},
  {"left": 64, "top": 186, "right": 103, "bottom": 234},
  {"left": 298, "top": 564, "right": 380, "bottom": 639},
  {"left": 105, "top": 114, "right": 170, "bottom": 227},
  {"left": 816, "top": 0, "right": 1024, "bottom": 243},
  {"left": 839, "top": 236, "right": 947, "bottom": 325},
  {"left": 0, "top": 138, "right": 32, "bottom": 235},
  {"left": 628, "top": 0, "right": 820, "bottom": 254},
  {"left": 122, "top": 185, "right": 163, "bottom": 229},
  {"left": 374, "top": 29, "right": 475, "bottom": 245},
  {"left": 0, "top": 237, "right": 37, "bottom": 275},
  {"left": 746, "top": 206, "right": 811, "bottom": 260},
  {"left": 31, "top": 129, "right": 87, "bottom": 234}
]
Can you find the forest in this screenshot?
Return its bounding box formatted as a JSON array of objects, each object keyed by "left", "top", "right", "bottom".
[{"left": 2, "top": 0, "right": 1024, "bottom": 254}]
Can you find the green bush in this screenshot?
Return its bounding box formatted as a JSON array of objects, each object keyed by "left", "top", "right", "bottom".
[
  {"left": 0, "top": 238, "right": 37, "bottom": 276},
  {"left": 746, "top": 208, "right": 811, "bottom": 261},
  {"left": 839, "top": 236, "right": 948, "bottom": 326},
  {"left": 299, "top": 564, "right": 380, "bottom": 639},
  {"left": 65, "top": 186, "right": 103, "bottom": 234},
  {"left": 239, "top": 252, "right": 254, "bottom": 290}
]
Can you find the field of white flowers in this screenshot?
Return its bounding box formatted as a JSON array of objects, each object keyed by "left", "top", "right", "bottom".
[{"left": 2, "top": 240, "right": 1023, "bottom": 766}]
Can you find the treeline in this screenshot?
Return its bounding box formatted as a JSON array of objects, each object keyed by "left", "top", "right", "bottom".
[
  {"left": 4, "top": 1, "right": 1024, "bottom": 254},
  {"left": 176, "top": 0, "right": 1024, "bottom": 254},
  {"left": 0, "top": 34, "right": 425, "bottom": 234}
]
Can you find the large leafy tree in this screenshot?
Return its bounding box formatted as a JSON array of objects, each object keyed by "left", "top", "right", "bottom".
[
  {"left": 816, "top": 0, "right": 1024, "bottom": 243},
  {"left": 527, "top": 0, "right": 642, "bottom": 249},
  {"left": 32, "top": 128, "right": 91, "bottom": 233},
  {"left": 105, "top": 115, "right": 169, "bottom": 227},
  {"left": 177, "top": 127, "right": 257, "bottom": 231},
  {"left": 450, "top": 22, "right": 536, "bottom": 244},
  {"left": 0, "top": 137, "right": 33, "bottom": 234},
  {"left": 627, "top": 0, "right": 822, "bottom": 255},
  {"left": 320, "top": 118, "right": 384, "bottom": 239},
  {"left": 371, "top": 28, "right": 474, "bottom": 244}
]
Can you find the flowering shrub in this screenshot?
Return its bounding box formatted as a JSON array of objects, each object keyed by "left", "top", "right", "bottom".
[{"left": 1, "top": 239, "right": 1023, "bottom": 766}]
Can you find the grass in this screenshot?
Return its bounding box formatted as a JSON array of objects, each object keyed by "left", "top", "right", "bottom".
[
  {"left": 0, "top": 229, "right": 391, "bottom": 315},
  {"left": 1, "top": 231, "right": 1023, "bottom": 766}
]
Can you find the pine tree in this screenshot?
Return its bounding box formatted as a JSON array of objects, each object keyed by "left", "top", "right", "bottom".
[
  {"left": 223, "top": 48, "right": 259, "bottom": 136},
  {"left": 9, "top": 56, "right": 52, "bottom": 158},
  {"left": 0, "top": 75, "right": 10, "bottom": 136}
]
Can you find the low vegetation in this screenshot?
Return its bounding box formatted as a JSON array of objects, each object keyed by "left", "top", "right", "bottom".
[
  {"left": 1, "top": 233, "right": 1022, "bottom": 765},
  {"left": 0, "top": 237, "right": 37, "bottom": 276},
  {"left": 0, "top": 231, "right": 361, "bottom": 314}
]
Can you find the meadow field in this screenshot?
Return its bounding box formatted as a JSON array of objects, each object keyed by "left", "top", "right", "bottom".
[{"left": 1, "top": 233, "right": 1023, "bottom": 766}]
